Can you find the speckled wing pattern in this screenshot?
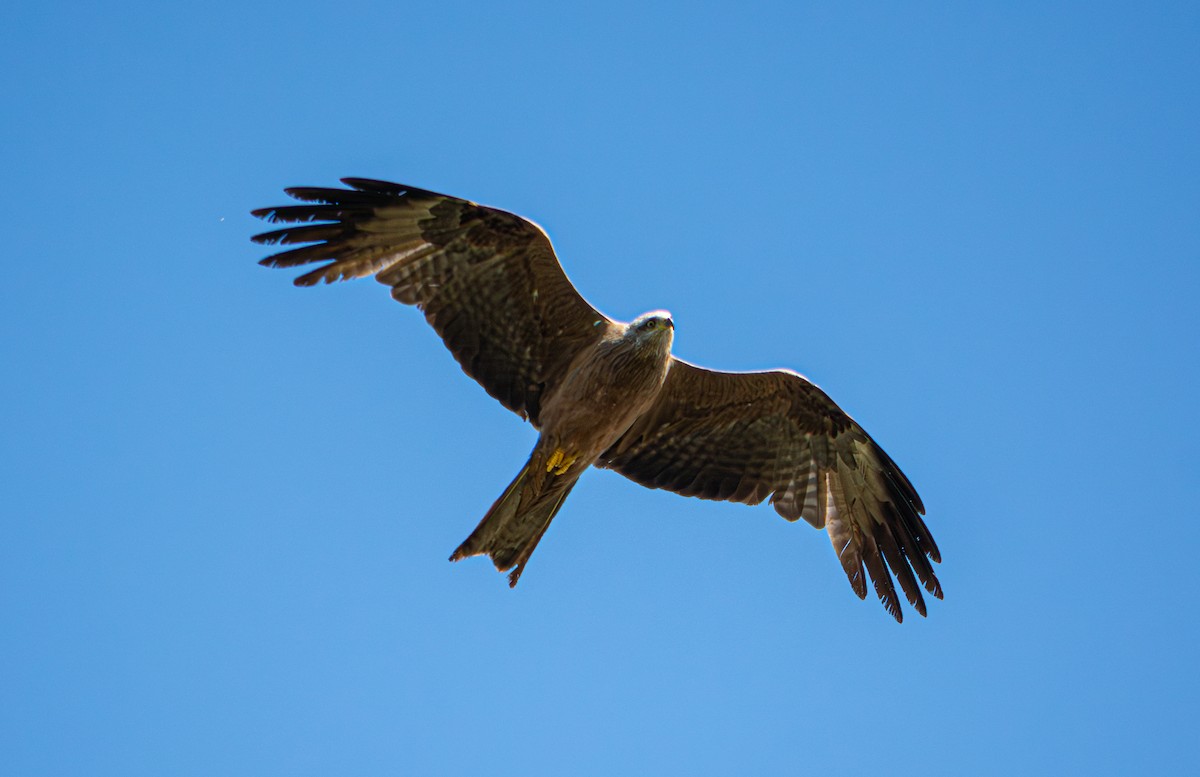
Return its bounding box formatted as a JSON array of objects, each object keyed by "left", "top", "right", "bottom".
[
  {"left": 252, "top": 178, "right": 610, "bottom": 425},
  {"left": 599, "top": 360, "right": 941, "bottom": 621}
]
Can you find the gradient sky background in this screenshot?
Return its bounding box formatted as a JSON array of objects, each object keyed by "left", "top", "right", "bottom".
[{"left": 3, "top": 2, "right": 1198, "bottom": 775}]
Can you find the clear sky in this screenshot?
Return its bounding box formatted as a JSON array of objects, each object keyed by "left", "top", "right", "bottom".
[{"left": 3, "top": 2, "right": 1198, "bottom": 775}]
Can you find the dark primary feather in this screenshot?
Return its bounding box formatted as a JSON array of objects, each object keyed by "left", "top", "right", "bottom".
[
  {"left": 252, "top": 178, "right": 611, "bottom": 425},
  {"left": 599, "top": 359, "right": 940, "bottom": 622}
]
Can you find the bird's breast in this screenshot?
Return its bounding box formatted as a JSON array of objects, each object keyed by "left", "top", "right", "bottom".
[{"left": 537, "top": 338, "right": 671, "bottom": 453}]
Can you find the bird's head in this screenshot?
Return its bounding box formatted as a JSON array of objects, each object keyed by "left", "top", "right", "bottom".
[{"left": 629, "top": 310, "right": 674, "bottom": 350}]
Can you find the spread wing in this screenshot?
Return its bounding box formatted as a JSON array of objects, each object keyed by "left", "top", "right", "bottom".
[
  {"left": 599, "top": 359, "right": 941, "bottom": 622},
  {"left": 252, "top": 178, "right": 612, "bottom": 425}
]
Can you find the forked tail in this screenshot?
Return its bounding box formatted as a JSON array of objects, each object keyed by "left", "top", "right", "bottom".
[{"left": 449, "top": 453, "right": 579, "bottom": 586}]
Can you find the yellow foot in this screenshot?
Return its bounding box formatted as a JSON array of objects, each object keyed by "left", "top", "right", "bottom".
[{"left": 545, "top": 448, "right": 578, "bottom": 476}]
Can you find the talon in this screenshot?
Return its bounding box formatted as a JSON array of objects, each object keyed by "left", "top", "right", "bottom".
[
  {"left": 554, "top": 453, "right": 577, "bottom": 475},
  {"left": 545, "top": 448, "right": 577, "bottom": 476}
]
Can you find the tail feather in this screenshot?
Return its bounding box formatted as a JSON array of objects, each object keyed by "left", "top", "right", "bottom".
[{"left": 449, "top": 455, "right": 579, "bottom": 585}]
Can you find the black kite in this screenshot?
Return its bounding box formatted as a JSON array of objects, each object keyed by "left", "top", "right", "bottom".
[{"left": 252, "top": 178, "right": 942, "bottom": 621}]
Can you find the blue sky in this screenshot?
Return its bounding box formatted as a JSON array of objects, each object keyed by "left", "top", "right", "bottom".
[{"left": 3, "top": 2, "right": 1198, "bottom": 774}]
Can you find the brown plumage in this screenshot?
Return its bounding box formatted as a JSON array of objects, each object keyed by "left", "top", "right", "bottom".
[{"left": 252, "top": 178, "right": 942, "bottom": 621}]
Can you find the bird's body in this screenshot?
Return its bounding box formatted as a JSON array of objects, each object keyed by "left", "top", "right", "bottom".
[
  {"left": 452, "top": 312, "right": 675, "bottom": 584},
  {"left": 253, "top": 179, "right": 942, "bottom": 621}
]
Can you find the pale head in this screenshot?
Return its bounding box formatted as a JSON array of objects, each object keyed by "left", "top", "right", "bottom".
[{"left": 628, "top": 310, "right": 674, "bottom": 350}]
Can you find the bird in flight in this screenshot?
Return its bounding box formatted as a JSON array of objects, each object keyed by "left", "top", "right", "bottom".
[{"left": 252, "top": 178, "right": 942, "bottom": 621}]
